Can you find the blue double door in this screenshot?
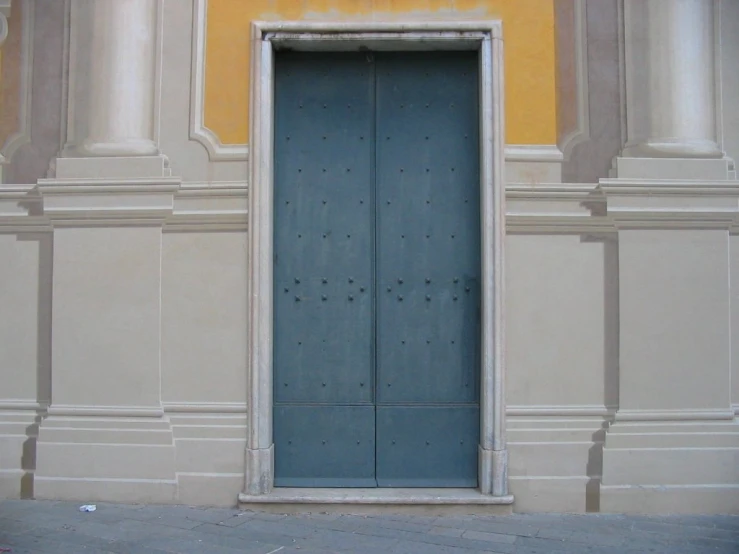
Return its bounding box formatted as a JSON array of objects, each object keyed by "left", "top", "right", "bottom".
[{"left": 273, "top": 51, "right": 481, "bottom": 487}]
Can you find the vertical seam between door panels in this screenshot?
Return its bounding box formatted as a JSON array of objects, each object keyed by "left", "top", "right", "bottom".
[{"left": 370, "top": 51, "right": 379, "bottom": 487}]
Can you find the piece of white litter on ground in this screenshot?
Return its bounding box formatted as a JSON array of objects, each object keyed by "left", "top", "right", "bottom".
[{"left": 79, "top": 505, "right": 96, "bottom": 512}]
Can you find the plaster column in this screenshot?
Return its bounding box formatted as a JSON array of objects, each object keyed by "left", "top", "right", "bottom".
[
  {"left": 622, "top": 0, "right": 721, "bottom": 160},
  {"left": 78, "top": 0, "right": 158, "bottom": 157}
]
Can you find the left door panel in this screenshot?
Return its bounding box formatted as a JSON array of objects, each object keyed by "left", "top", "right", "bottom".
[{"left": 273, "top": 52, "right": 376, "bottom": 487}]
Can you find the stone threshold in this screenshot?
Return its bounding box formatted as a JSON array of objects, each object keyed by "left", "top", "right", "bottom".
[{"left": 239, "top": 488, "right": 515, "bottom": 515}]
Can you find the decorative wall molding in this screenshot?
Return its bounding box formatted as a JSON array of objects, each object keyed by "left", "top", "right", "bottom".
[
  {"left": 0, "top": 184, "right": 49, "bottom": 232},
  {"left": 46, "top": 404, "right": 165, "bottom": 418},
  {"left": 6, "top": 179, "right": 739, "bottom": 233},
  {"left": 189, "top": 0, "right": 249, "bottom": 162},
  {"left": 0, "top": 399, "right": 46, "bottom": 411},
  {"left": 557, "top": 0, "right": 590, "bottom": 160},
  {"left": 507, "top": 404, "right": 617, "bottom": 418},
  {"left": 505, "top": 182, "right": 611, "bottom": 234},
  {"left": 190, "top": 0, "right": 559, "bottom": 166},
  {"left": 504, "top": 145, "right": 564, "bottom": 163},
  {"left": 0, "top": 0, "right": 34, "bottom": 165},
  {"left": 37, "top": 177, "right": 180, "bottom": 226},
  {"left": 600, "top": 178, "right": 739, "bottom": 229},
  {"left": 166, "top": 181, "right": 247, "bottom": 231},
  {"left": 163, "top": 402, "right": 248, "bottom": 414},
  {"left": 613, "top": 408, "right": 736, "bottom": 423}
]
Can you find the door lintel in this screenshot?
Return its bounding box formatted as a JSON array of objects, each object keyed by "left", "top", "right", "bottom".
[{"left": 242, "top": 20, "right": 509, "bottom": 506}]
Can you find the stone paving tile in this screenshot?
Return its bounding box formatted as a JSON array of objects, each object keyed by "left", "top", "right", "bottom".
[
  {"left": 429, "top": 525, "right": 465, "bottom": 538},
  {"left": 1, "top": 500, "right": 738, "bottom": 553}
]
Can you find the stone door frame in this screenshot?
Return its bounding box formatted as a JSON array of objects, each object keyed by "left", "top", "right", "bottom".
[{"left": 242, "top": 20, "right": 510, "bottom": 505}]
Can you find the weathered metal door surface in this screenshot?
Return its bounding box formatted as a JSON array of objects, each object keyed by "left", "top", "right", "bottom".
[
  {"left": 273, "top": 52, "right": 376, "bottom": 487},
  {"left": 273, "top": 51, "right": 480, "bottom": 488},
  {"left": 374, "top": 52, "right": 481, "bottom": 487}
]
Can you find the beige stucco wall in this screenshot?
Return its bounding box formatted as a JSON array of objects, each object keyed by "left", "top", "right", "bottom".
[{"left": 0, "top": 0, "right": 738, "bottom": 513}]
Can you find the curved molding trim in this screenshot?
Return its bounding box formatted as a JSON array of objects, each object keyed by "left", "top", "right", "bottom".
[
  {"left": 190, "top": 0, "right": 249, "bottom": 162},
  {"left": 0, "top": 17, "right": 8, "bottom": 48},
  {"left": 505, "top": 145, "right": 564, "bottom": 163},
  {"left": 558, "top": 0, "right": 590, "bottom": 160},
  {"left": 0, "top": 1, "right": 10, "bottom": 45},
  {"left": 0, "top": 0, "right": 33, "bottom": 165}
]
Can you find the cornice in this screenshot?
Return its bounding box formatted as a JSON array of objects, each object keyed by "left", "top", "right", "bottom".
[
  {"left": 36, "top": 177, "right": 180, "bottom": 226},
  {"left": 599, "top": 178, "right": 739, "bottom": 230},
  {"left": 0, "top": 180, "right": 250, "bottom": 231},
  {"left": 598, "top": 178, "right": 739, "bottom": 196},
  {"left": 167, "top": 181, "right": 248, "bottom": 231},
  {"left": 3, "top": 179, "right": 739, "bottom": 233},
  {"left": 505, "top": 182, "right": 611, "bottom": 234},
  {"left": 37, "top": 177, "right": 182, "bottom": 194}
]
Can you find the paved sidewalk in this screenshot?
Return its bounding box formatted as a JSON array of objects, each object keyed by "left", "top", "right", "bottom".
[{"left": 0, "top": 500, "right": 737, "bottom": 554}]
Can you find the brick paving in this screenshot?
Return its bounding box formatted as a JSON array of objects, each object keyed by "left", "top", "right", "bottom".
[{"left": 0, "top": 500, "right": 737, "bottom": 554}]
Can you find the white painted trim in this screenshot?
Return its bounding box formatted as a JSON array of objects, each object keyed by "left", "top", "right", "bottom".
[
  {"left": 558, "top": 0, "right": 590, "bottom": 160},
  {"left": 242, "top": 20, "right": 509, "bottom": 503},
  {"left": 163, "top": 402, "right": 248, "bottom": 414},
  {"left": 614, "top": 409, "right": 736, "bottom": 422},
  {"left": 0, "top": 0, "right": 34, "bottom": 164},
  {"left": 7, "top": 179, "right": 739, "bottom": 233},
  {"left": 241, "top": 488, "right": 514, "bottom": 506},
  {"left": 0, "top": 400, "right": 46, "bottom": 411},
  {"left": 166, "top": 182, "right": 247, "bottom": 231},
  {"left": 189, "top": 0, "right": 249, "bottom": 162},
  {"left": 46, "top": 404, "right": 165, "bottom": 418},
  {"left": 504, "top": 145, "right": 563, "bottom": 163},
  {"left": 507, "top": 405, "right": 617, "bottom": 418}
]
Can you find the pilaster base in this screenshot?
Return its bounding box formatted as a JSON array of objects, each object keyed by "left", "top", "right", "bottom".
[
  {"left": 601, "top": 486, "right": 739, "bottom": 515},
  {"left": 243, "top": 444, "right": 274, "bottom": 496},
  {"left": 478, "top": 445, "right": 494, "bottom": 494},
  {"left": 34, "top": 414, "right": 178, "bottom": 504},
  {"left": 0, "top": 407, "right": 41, "bottom": 498},
  {"left": 506, "top": 412, "right": 610, "bottom": 512},
  {"left": 601, "top": 419, "right": 739, "bottom": 514}
]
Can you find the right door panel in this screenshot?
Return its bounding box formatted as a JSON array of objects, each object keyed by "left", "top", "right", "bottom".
[{"left": 374, "top": 52, "right": 482, "bottom": 487}]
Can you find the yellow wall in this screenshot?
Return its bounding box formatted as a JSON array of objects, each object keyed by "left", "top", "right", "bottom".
[{"left": 204, "top": 0, "right": 557, "bottom": 146}]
